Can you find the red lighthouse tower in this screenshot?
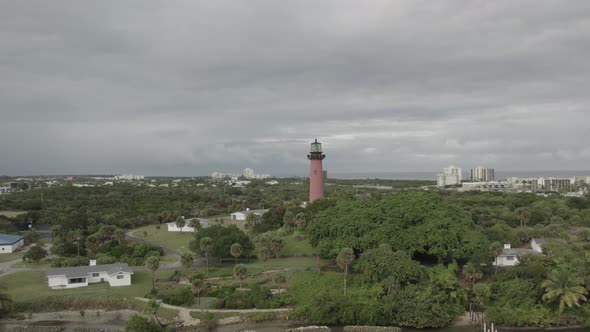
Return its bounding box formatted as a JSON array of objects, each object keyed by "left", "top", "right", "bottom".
[{"left": 307, "top": 139, "right": 326, "bottom": 203}]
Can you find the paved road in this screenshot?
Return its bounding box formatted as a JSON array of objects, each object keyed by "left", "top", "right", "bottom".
[
  {"left": 124, "top": 227, "right": 182, "bottom": 257},
  {"left": 124, "top": 226, "right": 212, "bottom": 270},
  {"left": 0, "top": 243, "right": 53, "bottom": 277},
  {"left": 124, "top": 227, "right": 184, "bottom": 269}
]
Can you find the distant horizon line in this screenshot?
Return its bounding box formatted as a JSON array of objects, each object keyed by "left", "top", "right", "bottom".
[{"left": 3, "top": 169, "right": 590, "bottom": 179}]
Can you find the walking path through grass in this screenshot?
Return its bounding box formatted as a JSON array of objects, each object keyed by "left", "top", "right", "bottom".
[{"left": 135, "top": 297, "right": 291, "bottom": 327}]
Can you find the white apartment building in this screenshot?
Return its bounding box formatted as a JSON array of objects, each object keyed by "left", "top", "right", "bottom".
[
  {"left": 436, "top": 165, "right": 462, "bottom": 187},
  {"left": 538, "top": 177, "right": 573, "bottom": 192},
  {"left": 470, "top": 166, "right": 495, "bottom": 182},
  {"left": 443, "top": 165, "right": 462, "bottom": 182},
  {"left": 243, "top": 168, "right": 254, "bottom": 179}
]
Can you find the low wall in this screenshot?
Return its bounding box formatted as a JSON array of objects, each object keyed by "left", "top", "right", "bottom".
[
  {"left": 343, "top": 326, "right": 402, "bottom": 332},
  {"left": 285, "top": 326, "right": 331, "bottom": 332}
]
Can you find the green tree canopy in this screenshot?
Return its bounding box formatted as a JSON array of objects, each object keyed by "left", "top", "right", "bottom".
[{"left": 308, "top": 192, "right": 487, "bottom": 263}]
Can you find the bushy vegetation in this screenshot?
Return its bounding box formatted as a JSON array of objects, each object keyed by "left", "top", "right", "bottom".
[
  {"left": 189, "top": 225, "right": 254, "bottom": 260},
  {"left": 308, "top": 191, "right": 488, "bottom": 262},
  {"left": 2, "top": 180, "right": 590, "bottom": 328},
  {"left": 209, "top": 285, "right": 286, "bottom": 309},
  {"left": 290, "top": 265, "right": 465, "bottom": 328}
]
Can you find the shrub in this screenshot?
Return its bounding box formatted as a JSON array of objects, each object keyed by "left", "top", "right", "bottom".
[{"left": 156, "top": 286, "right": 194, "bottom": 306}]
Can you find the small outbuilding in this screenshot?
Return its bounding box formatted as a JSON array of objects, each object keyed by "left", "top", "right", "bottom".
[
  {"left": 166, "top": 218, "right": 209, "bottom": 232},
  {"left": 230, "top": 208, "right": 268, "bottom": 221},
  {"left": 0, "top": 233, "right": 25, "bottom": 253},
  {"left": 46, "top": 261, "right": 133, "bottom": 289}
]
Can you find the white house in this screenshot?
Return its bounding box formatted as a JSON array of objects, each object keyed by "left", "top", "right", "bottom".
[
  {"left": 0, "top": 234, "right": 25, "bottom": 253},
  {"left": 493, "top": 244, "right": 539, "bottom": 267},
  {"left": 230, "top": 208, "right": 269, "bottom": 221},
  {"left": 46, "top": 261, "right": 133, "bottom": 289},
  {"left": 166, "top": 218, "right": 209, "bottom": 232}
]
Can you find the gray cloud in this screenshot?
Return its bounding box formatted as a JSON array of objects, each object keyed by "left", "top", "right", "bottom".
[{"left": 1, "top": 0, "right": 590, "bottom": 176}]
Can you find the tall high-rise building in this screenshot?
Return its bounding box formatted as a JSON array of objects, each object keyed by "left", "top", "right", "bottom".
[
  {"left": 470, "top": 166, "right": 495, "bottom": 182},
  {"left": 307, "top": 139, "right": 325, "bottom": 203},
  {"left": 437, "top": 165, "right": 462, "bottom": 187},
  {"left": 443, "top": 165, "right": 462, "bottom": 182},
  {"left": 243, "top": 168, "right": 254, "bottom": 179}
]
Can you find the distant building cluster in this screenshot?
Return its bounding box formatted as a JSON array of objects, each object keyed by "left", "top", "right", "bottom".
[
  {"left": 114, "top": 174, "right": 144, "bottom": 181},
  {"left": 0, "top": 181, "right": 30, "bottom": 194},
  {"left": 436, "top": 164, "right": 590, "bottom": 195},
  {"left": 506, "top": 177, "right": 578, "bottom": 192},
  {"left": 210, "top": 168, "right": 271, "bottom": 180}
]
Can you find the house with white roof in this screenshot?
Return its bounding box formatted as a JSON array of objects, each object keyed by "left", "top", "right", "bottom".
[
  {"left": 0, "top": 234, "right": 25, "bottom": 253},
  {"left": 46, "top": 261, "right": 133, "bottom": 289},
  {"left": 493, "top": 243, "right": 539, "bottom": 267},
  {"left": 230, "top": 208, "right": 269, "bottom": 221}
]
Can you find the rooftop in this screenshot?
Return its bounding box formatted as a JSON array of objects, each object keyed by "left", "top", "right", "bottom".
[
  {"left": 232, "top": 209, "right": 268, "bottom": 215},
  {"left": 532, "top": 238, "right": 566, "bottom": 245},
  {"left": 501, "top": 248, "right": 539, "bottom": 256},
  {"left": 0, "top": 233, "right": 24, "bottom": 245},
  {"left": 46, "top": 263, "right": 133, "bottom": 278}
]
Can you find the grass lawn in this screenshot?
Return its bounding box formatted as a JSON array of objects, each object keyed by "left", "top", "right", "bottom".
[
  {"left": 1, "top": 270, "right": 175, "bottom": 302},
  {"left": 188, "top": 296, "right": 219, "bottom": 309},
  {"left": 279, "top": 235, "right": 314, "bottom": 257},
  {"left": 133, "top": 225, "right": 194, "bottom": 253},
  {"left": 206, "top": 215, "right": 244, "bottom": 230},
  {"left": 12, "top": 260, "right": 52, "bottom": 268},
  {"left": 0, "top": 251, "right": 24, "bottom": 263},
  {"left": 0, "top": 211, "right": 27, "bottom": 218},
  {"left": 247, "top": 257, "right": 330, "bottom": 268}
]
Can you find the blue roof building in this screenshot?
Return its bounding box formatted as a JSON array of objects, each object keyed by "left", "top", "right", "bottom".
[{"left": 0, "top": 233, "right": 25, "bottom": 253}]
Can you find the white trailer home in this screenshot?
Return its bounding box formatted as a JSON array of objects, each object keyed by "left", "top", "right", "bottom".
[{"left": 46, "top": 261, "right": 133, "bottom": 289}]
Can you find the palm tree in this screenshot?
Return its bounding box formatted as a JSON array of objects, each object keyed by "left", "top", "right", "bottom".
[
  {"left": 72, "top": 229, "right": 82, "bottom": 257},
  {"left": 200, "top": 237, "right": 213, "bottom": 274},
  {"left": 463, "top": 262, "right": 483, "bottom": 287},
  {"left": 489, "top": 242, "right": 504, "bottom": 274},
  {"left": 190, "top": 275, "right": 206, "bottom": 305},
  {"left": 336, "top": 248, "right": 354, "bottom": 296},
  {"left": 233, "top": 264, "right": 248, "bottom": 289},
  {"left": 113, "top": 228, "right": 126, "bottom": 244},
  {"left": 273, "top": 273, "right": 286, "bottom": 294},
  {"left": 189, "top": 219, "right": 202, "bottom": 232},
  {"left": 230, "top": 243, "right": 243, "bottom": 265},
  {"left": 181, "top": 253, "right": 194, "bottom": 269},
  {"left": 294, "top": 212, "right": 307, "bottom": 229},
  {"left": 148, "top": 299, "right": 165, "bottom": 327},
  {"left": 514, "top": 207, "right": 531, "bottom": 228},
  {"left": 0, "top": 285, "right": 13, "bottom": 315},
  {"left": 175, "top": 216, "right": 186, "bottom": 232},
  {"left": 542, "top": 268, "right": 588, "bottom": 313},
  {"left": 145, "top": 256, "right": 160, "bottom": 290}
]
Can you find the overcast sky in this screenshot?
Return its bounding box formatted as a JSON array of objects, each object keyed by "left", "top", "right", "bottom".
[{"left": 1, "top": 1, "right": 590, "bottom": 176}]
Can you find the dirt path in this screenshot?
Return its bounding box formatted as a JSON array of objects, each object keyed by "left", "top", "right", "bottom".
[{"left": 135, "top": 297, "right": 292, "bottom": 326}]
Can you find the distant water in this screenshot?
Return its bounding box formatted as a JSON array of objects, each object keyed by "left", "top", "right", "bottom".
[{"left": 330, "top": 170, "right": 590, "bottom": 181}]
